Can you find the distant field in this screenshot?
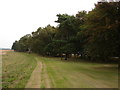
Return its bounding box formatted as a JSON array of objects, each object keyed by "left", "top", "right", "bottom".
[
  {"left": 0, "top": 50, "right": 14, "bottom": 55},
  {"left": 2, "top": 52, "right": 118, "bottom": 88}
]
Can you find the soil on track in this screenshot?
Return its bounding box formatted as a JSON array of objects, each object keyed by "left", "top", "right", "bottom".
[
  {"left": 25, "top": 57, "right": 51, "bottom": 88},
  {"left": 25, "top": 58, "right": 42, "bottom": 88}
]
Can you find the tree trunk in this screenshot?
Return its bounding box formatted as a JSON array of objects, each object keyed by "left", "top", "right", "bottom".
[
  {"left": 61, "top": 53, "right": 63, "bottom": 60},
  {"left": 65, "top": 53, "right": 68, "bottom": 60}
]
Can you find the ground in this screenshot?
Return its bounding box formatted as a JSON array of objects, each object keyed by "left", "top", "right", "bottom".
[
  {"left": 2, "top": 51, "right": 36, "bottom": 88},
  {"left": 2, "top": 51, "right": 118, "bottom": 88}
]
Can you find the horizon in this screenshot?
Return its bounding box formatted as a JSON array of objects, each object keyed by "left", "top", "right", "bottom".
[{"left": 0, "top": 48, "right": 11, "bottom": 50}]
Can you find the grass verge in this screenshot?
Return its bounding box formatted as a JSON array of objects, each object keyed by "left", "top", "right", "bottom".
[{"left": 2, "top": 51, "right": 37, "bottom": 88}]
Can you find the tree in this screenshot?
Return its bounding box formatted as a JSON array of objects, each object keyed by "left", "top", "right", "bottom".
[
  {"left": 83, "top": 1, "right": 120, "bottom": 61},
  {"left": 12, "top": 41, "right": 18, "bottom": 50},
  {"left": 12, "top": 1, "right": 120, "bottom": 62},
  {"left": 12, "top": 34, "right": 31, "bottom": 52},
  {"left": 30, "top": 25, "right": 57, "bottom": 55},
  {"left": 55, "top": 14, "right": 80, "bottom": 40}
]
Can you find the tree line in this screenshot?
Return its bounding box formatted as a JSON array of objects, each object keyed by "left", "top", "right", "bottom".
[{"left": 12, "top": 1, "right": 120, "bottom": 62}]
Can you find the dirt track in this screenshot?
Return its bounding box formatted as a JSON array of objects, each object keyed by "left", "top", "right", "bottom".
[
  {"left": 25, "top": 57, "right": 52, "bottom": 88},
  {"left": 25, "top": 58, "right": 42, "bottom": 88}
]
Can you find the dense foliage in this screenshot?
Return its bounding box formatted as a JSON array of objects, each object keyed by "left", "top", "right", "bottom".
[{"left": 12, "top": 1, "right": 120, "bottom": 61}]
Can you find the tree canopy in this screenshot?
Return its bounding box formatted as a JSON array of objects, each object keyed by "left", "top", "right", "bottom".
[{"left": 12, "top": 1, "right": 120, "bottom": 62}]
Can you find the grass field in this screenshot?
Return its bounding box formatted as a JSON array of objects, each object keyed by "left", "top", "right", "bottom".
[
  {"left": 2, "top": 51, "right": 37, "bottom": 88},
  {"left": 2, "top": 51, "right": 118, "bottom": 88},
  {"left": 38, "top": 57, "right": 118, "bottom": 88}
]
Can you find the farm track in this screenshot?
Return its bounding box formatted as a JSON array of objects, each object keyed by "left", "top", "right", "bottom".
[
  {"left": 25, "top": 58, "right": 42, "bottom": 88},
  {"left": 42, "top": 63, "right": 51, "bottom": 88},
  {"left": 25, "top": 57, "right": 51, "bottom": 88}
]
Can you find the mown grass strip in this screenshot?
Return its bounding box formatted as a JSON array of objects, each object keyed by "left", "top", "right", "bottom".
[{"left": 37, "top": 56, "right": 118, "bottom": 88}]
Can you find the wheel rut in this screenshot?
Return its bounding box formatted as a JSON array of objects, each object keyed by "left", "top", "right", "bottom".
[{"left": 25, "top": 58, "right": 42, "bottom": 88}]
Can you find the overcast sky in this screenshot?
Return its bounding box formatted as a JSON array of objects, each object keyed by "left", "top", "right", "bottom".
[{"left": 0, "top": 0, "right": 98, "bottom": 48}]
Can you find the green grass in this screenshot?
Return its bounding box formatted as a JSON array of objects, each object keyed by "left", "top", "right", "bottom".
[
  {"left": 2, "top": 52, "right": 118, "bottom": 88},
  {"left": 2, "top": 52, "right": 37, "bottom": 88},
  {"left": 37, "top": 56, "right": 118, "bottom": 88}
]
